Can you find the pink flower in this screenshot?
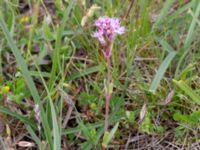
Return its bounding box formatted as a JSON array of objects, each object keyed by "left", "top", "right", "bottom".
[{"left": 93, "top": 16, "right": 125, "bottom": 45}]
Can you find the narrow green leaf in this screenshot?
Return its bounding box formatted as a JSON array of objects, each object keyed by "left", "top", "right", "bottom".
[
  {"left": 150, "top": 51, "right": 176, "bottom": 93},
  {"left": 102, "top": 122, "right": 119, "bottom": 148},
  {"left": 154, "top": 0, "right": 175, "bottom": 27},
  {"left": 184, "top": 3, "right": 200, "bottom": 49},
  {"left": 158, "top": 39, "right": 174, "bottom": 53},
  {"left": 0, "top": 107, "right": 37, "bottom": 130},
  {"left": 175, "top": 3, "right": 200, "bottom": 77},
  {"left": 29, "top": 71, "right": 51, "bottom": 78},
  {"left": 69, "top": 65, "right": 104, "bottom": 81},
  {"left": 26, "top": 125, "right": 41, "bottom": 148},
  {"left": 49, "top": 0, "right": 75, "bottom": 88},
  {"left": 62, "top": 112, "right": 122, "bottom": 135},
  {"left": 168, "top": 1, "right": 194, "bottom": 22},
  {"left": 36, "top": 64, "right": 61, "bottom": 150},
  {"left": 173, "top": 80, "right": 200, "bottom": 105},
  {"left": 50, "top": 100, "right": 61, "bottom": 150},
  {"left": 188, "top": 8, "right": 200, "bottom": 26}
]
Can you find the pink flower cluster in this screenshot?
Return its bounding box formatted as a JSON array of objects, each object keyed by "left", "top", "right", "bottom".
[{"left": 93, "top": 16, "right": 125, "bottom": 46}]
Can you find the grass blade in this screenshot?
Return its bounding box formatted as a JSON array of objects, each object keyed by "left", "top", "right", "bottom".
[
  {"left": 69, "top": 65, "right": 104, "bottom": 81},
  {"left": 50, "top": 100, "right": 61, "bottom": 150},
  {"left": 175, "top": 3, "right": 200, "bottom": 77},
  {"left": 35, "top": 64, "right": 61, "bottom": 150},
  {"left": 158, "top": 39, "right": 175, "bottom": 53},
  {"left": 49, "top": 0, "right": 75, "bottom": 88},
  {"left": 102, "top": 122, "right": 119, "bottom": 148},
  {"left": 150, "top": 50, "right": 176, "bottom": 93},
  {"left": 184, "top": 3, "right": 200, "bottom": 50},
  {"left": 0, "top": 14, "right": 53, "bottom": 149},
  {"left": 153, "top": 0, "right": 175, "bottom": 27},
  {"left": 173, "top": 80, "right": 200, "bottom": 105},
  {"left": 26, "top": 125, "right": 41, "bottom": 148},
  {"left": 168, "top": 1, "right": 194, "bottom": 22},
  {"left": 0, "top": 107, "right": 37, "bottom": 130}
]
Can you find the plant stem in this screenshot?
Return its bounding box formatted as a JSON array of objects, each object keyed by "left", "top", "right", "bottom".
[
  {"left": 106, "top": 57, "right": 111, "bottom": 83},
  {"left": 104, "top": 56, "right": 112, "bottom": 132}
]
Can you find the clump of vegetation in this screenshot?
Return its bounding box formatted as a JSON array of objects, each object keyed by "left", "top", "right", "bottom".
[{"left": 0, "top": 0, "right": 199, "bottom": 149}]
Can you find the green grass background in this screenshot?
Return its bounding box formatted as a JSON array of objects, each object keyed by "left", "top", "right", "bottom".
[{"left": 0, "top": 0, "right": 199, "bottom": 149}]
